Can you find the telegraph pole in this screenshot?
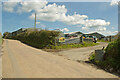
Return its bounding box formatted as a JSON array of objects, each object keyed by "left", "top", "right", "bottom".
[{"left": 34, "top": 13, "right": 36, "bottom": 29}]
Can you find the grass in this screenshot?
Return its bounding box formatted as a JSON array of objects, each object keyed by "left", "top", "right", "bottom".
[
  {"left": 89, "top": 53, "right": 95, "bottom": 61},
  {"left": 97, "top": 39, "right": 109, "bottom": 43},
  {"left": 45, "top": 42, "right": 99, "bottom": 50},
  {"left": 89, "top": 37, "right": 120, "bottom": 75},
  {"left": 0, "top": 35, "right": 2, "bottom": 46}
]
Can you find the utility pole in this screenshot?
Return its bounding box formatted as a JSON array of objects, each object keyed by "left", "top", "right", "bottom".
[{"left": 34, "top": 13, "right": 36, "bottom": 29}]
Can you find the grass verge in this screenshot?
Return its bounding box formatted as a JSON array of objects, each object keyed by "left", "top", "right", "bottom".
[
  {"left": 0, "top": 36, "right": 2, "bottom": 46},
  {"left": 97, "top": 39, "right": 109, "bottom": 43},
  {"left": 89, "top": 38, "right": 120, "bottom": 76},
  {"left": 44, "top": 42, "right": 99, "bottom": 52}
]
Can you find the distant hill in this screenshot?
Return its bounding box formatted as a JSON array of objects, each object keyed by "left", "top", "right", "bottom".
[{"left": 85, "top": 32, "right": 105, "bottom": 39}]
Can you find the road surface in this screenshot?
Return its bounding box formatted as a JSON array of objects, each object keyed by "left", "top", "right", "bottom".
[
  {"left": 53, "top": 42, "right": 108, "bottom": 61},
  {"left": 2, "top": 39, "right": 117, "bottom": 78}
]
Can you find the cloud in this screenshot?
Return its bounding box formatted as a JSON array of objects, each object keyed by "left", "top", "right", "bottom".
[
  {"left": 61, "top": 28, "right": 69, "bottom": 32},
  {"left": 59, "top": 13, "right": 88, "bottom": 25},
  {"left": 112, "top": 27, "right": 115, "bottom": 29},
  {"left": 3, "top": 0, "right": 47, "bottom": 13},
  {"left": 3, "top": 2, "right": 18, "bottom": 12},
  {"left": 110, "top": 0, "right": 119, "bottom": 6},
  {"left": 84, "top": 19, "right": 110, "bottom": 28},
  {"left": 29, "top": 3, "right": 68, "bottom": 22},
  {"left": 82, "top": 27, "right": 89, "bottom": 31},
  {"left": 100, "top": 30, "right": 118, "bottom": 36},
  {"left": 3, "top": 0, "right": 110, "bottom": 29},
  {"left": 82, "top": 26, "right": 107, "bottom": 35},
  {"left": 36, "top": 22, "right": 40, "bottom": 24},
  {"left": 0, "top": 2, "right": 2, "bottom": 7},
  {"left": 17, "top": 0, "right": 47, "bottom": 13},
  {"left": 97, "top": 27, "right": 106, "bottom": 31},
  {"left": 85, "top": 30, "right": 118, "bottom": 36},
  {"left": 3, "top": 0, "right": 23, "bottom": 12}
]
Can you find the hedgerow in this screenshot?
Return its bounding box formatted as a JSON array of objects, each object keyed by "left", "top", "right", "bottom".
[{"left": 14, "top": 30, "right": 60, "bottom": 49}]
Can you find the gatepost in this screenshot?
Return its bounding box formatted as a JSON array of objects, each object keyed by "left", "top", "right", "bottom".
[{"left": 80, "top": 35, "right": 83, "bottom": 44}]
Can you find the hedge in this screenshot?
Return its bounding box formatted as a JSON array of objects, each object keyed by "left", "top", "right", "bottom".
[{"left": 13, "top": 30, "right": 60, "bottom": 49}]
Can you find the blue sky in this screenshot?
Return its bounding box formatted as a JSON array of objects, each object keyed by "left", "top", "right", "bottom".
[{"left": 2, "top": 1, "right": 118, "bottom": 36}]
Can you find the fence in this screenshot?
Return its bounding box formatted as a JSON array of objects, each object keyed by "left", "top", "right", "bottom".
[{"left": 60, "top": 37, "right": 93, "bottom": 44}]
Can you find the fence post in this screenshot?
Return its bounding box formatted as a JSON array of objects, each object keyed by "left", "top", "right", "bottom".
[
  {"left": 109, "top": 36, "right": 111, "bottom": 42},
  {"left": 80, "top": 35, "right": 83, "bottom": 44}
]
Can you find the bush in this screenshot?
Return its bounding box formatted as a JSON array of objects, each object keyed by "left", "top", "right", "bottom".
[
  {"left": 90, "top": 37, "right": 120, "bottom": 74},
  {"left": 3, "top": 32, "right": 10, "bottom": 38},
  {"left": 14, "top": 30, "right": 60, "bottom": 49},
  {"left": 103, "top": 37, "right": 120, "bottom": 71}
]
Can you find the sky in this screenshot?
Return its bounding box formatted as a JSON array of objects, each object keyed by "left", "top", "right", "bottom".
[{"left": 1, "top": 0, "right": 119, "bottom": 36}]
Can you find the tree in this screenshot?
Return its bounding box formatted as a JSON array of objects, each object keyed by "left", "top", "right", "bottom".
[{"left": 3, "top": 32, "right": 10, "bottom": 38}]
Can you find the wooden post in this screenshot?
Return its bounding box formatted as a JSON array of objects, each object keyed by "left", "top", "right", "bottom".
[
  {"left": 80, "top": 35, "right": 83, "bottom": 44},
  {"left": 34, "top": 13, "right": 36, "bottom": 29},
  {"left": 109, "top": 36, "right": 111, "bottom": 42}
]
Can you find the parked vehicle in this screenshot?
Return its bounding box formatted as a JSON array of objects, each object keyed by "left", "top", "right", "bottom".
[
  {"left": 83, "top": 35, "right": 97, "bottom": 43},
  {"left": 93, "top": 36, "right": 97, "bottom": 43}
]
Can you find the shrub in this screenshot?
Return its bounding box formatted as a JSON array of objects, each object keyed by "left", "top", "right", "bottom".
[
  {"left": 103, "top": 37, "right": 120, "bottom": 71},
  {"left": 90, "top": 37, "right": 120, "bottom": 73},
  {"left": 14, "top": 30, "right": 60, "bottom": 49},
  {"left": 3, "top": 32, "right": 10, "bottom": 38}
]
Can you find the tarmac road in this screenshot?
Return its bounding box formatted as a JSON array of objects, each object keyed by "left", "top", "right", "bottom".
[
  {"left": 53, "top": 42, "right": 108, "bottom": 61},
  {"left": 2, "top": 39, "right": 117, "bottom": 78}
]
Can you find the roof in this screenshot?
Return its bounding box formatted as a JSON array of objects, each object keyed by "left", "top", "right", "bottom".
[{"left": 84, "top": 32, "right": 105, "bottom": 38}]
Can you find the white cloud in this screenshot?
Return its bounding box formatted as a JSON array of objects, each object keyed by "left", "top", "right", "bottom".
[
  {"left": 36, "top": 22, "right": 40, "bottom": 24},
  {"left": 3, "top": 2, "right": 18, "bottom": 12},
  {"left": 85, "top": 30, "right": 118, "bottom": 36},
  {"left": 0, "top": 3, "right": 2, "bottom": 7},
  {"left": 3, "top": 0, "right": 24, "bottom": 12},
  {"left": 110, "top": 0, "right": 119, "bottom": 6},
  {"left": 59, "top": 13, "right": 88, "bottom": 25},
  {"left": 3, "top": 0, "right": 47, "bottom": 13},
  {"left": 61, "top": 28, "right": 69, "bottom": 32},
  {"left": 85, "top": 19, "right": 110, "bottom": 28},
  {"left": 97, "top": 27, "right": 106, "bottom": 31},
  {"left": 40, "top": 24, "right": 46, "bottom": 28},
  {"left": 100, "top": 30, "right": 118, "bottom": 36},
  {"left": 3, "top": 1, "right": 110, "bottom": 30},
  {"left": 17, "top": 0, "right": 47, "bottom": 13},
  {"left": 112, "top": 27, "right": 115, "bottom": 29},
  {"left": 82, "top": 27, "right": 89, "bottom": 31},
  {"left": 82, "top": 19, "right": 110, "bottom": 32},
  {"left": 29, "top": 3, "right": 68, "bottom": 22}
]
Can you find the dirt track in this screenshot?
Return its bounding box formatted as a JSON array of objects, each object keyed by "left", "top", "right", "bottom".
[{"left": 2, "top": 39, "right": 117, "bottom": 78}]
